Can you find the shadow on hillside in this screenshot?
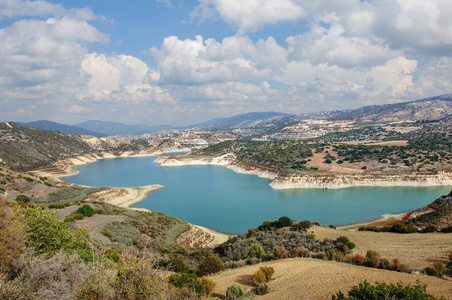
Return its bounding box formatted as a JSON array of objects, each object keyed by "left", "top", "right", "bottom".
[{"left": 236, "top": 274, "right": 254, "bottom": 286}]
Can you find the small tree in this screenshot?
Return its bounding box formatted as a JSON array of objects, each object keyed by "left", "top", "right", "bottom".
[
  {"left": 278, "top": 216, "right": 293, "bottom": 227},
  {"left": 76, "top": 204, "right": 95, "bottom": 217},
  {"left": 197, "top": 256, "right": 225, "bottom": 276},
  {"left": 365, "top": 250, "right": 381, "bottom": 268}
]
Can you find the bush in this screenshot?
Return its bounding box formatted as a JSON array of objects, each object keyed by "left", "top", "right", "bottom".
[
  {"left": 259, "top": 266, "right": 275, "bottom": 281},
  {"left": 160, "top": 257, "right": 189, "bottom": 273},
  {"left": 76, "top": 204, "right": 95, "bottom": 217},
  {"left": 63, "top": 217, "right": 75, "bottom": 223},
  {"left": 253, "top": 270, "right": 266, "bottom": 286},
  {"left": 15, "top": 195, "right": 30, "bottom": 203},
  {"left": 0, "top": 199, "right": 25, "bottom": 273},
  {"left": 73, "top": 214, "right": 84, "bottom": 220},
  {"left": 115, "top": 251, "right": 179, "bottom": 298},
  {"left": 278, "top": 216, "right": 293, "bottom": 227},
  {"left": 105, "top": 249, "right": 120, "bottom": 263},
  {"left": 168, "top": 273, "right": 205, "bottom": 294},
  {"left": 197, "top": 256, "right": 225, "bottom": 276},
  {"left": 255, "top": 282, "right": 270, "bottom": 295},
  {"left": 20, "top": 207, "right": 92, "bottom": 260},
  {"left": 365, "top": 250, "right": 381, "bottom": 268},
  {"left": 247, "top": 243, "right": 266, "bottom": 258},
  {"left": 332, "top": 280, "right": 440, "bottom": 300},
  {"left": 291, "top": 220, "right": 311, "bottom": 230},
  {"left": 432, "top": 262, "right": 447, "bottom": 277},
  {"left": 226, "top": 284, "right": 244, "bottom": 300},
  {"left": 422, "top": 225, "right": 438, "bottom": 233},
  {"left": 272, "top": 246, "right": 287, "bottom": 259},
  {"left": 200, "top": 277, "right": 216, "bottom": 295},
  {"left": 49, "top": 203, "right": 65, "bottom": 209}
]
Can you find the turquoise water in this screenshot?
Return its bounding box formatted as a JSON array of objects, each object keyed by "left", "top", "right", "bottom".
[{"left": 64, "top": 156, "right": 452, "bottom": 234}]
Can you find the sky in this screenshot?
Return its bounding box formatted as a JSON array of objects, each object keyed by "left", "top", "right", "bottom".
[{"left": 1, "top": 0, "right": 452, "bottom": 126}]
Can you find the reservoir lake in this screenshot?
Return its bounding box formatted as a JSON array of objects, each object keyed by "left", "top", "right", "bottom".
[{"left": 64, "top": 156, "right": 452, "bottom": 234}]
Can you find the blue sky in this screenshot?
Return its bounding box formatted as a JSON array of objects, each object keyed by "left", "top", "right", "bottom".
[{"left": 1, "top": 0, "right": 452, "bottom": 126}]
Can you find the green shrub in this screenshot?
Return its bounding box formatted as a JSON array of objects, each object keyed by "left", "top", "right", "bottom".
[
  {"left": 20, "top": 207, "right": 91, "bottom": 260},
  {"left": 105, "top": 249, "right": 120, "bottom": 263},
  {"left": 226, "top": 284, "right": 244, "bottom": 300},
  {"left": 15, "top": 195, "right": 30, "bottom": 203},
  {"left": 76, "top": 204, "right": 95, "bottom": 217},
  {"left": 160, "top": 257, "right": 189, "bottom": 273},
  {"left": 73, "top": 214, "right": 84, "bottom": 220},
  {"left": 168, "top": 273, "right": 205, "bottom": 294},
  {"left": 292, "top": 220, "right": 311, "bottom": 230},
  {"left": 63, "top": 217, "right": 75, "bottom": 223},
  {"left": 255, "top": 282, "right": 270, "bottom": 295},
  {"left": 332, "top": 280, "right": 440, "bottom": 300},
  {"left": 247, "top": 243, "right": 266, "bottom": 258},
  {"left": 197, "top": 256, "right": 225, "bottom": 276},
  {"left": 49, "top": 203, "right": 65, "bottom": 209},
  {"left": 278, "top": 216, "right": 293, "bottom": 227}
]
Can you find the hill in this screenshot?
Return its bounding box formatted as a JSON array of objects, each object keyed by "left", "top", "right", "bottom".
[
  {"left": 324, "top": 93, "right": 452, "bottom": 124},
  {"left": 75, "top": 120, "right": 172, "bottom": 136},
  {"left": 0, "top": 123, "right": 155, "bottom": 171},
  {"left": 17, "top": 120, "right": 105, "bottom": 137},
  {"left": 186, "top": 112, "right": 295, "bottom": 130},
  {"left": 413, "top": 191, "right": 452, "bottom": 230}
]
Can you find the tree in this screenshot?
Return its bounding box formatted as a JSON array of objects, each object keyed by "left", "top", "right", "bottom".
[
  {"left": 278, "top": 216, "right": 293, "bottom": 227},
  {"left": 197, "top": 256, "right": 225, "bottom": 276},
  {"left": 76, "top": 204, "right": 95, "bottom": 217}
]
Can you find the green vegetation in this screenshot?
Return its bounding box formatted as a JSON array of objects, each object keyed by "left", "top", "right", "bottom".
[
  {"left": 76, "top": 204, "right": 95, "bottom": 217},
  {"left": 332, "top": 280, "right": 441, "bottom": 300},
  {"left": 226, "top": 284, "right": 245, "bottom": 300},
  {"left": 20, "top": 206, "right": 92, "bottom": 260}
]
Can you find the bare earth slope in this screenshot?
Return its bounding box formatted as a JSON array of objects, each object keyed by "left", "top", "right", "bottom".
[{"left": 211, "top": 258, "right": 452, "bottom": 300}]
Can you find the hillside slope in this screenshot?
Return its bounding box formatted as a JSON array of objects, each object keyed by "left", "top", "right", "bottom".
[{"left": 0, "top": 123, "right": 155, "bottom": 171}]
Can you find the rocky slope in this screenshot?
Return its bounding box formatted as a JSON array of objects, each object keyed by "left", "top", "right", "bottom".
[{"left": 412, "top": 190, "right": 452, "bottom": 229}]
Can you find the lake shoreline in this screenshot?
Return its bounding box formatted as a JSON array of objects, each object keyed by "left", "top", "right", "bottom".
[
  {"left": 39, "top": 151, "right": 451, "bottom": 237},
  {"left": 155, "top": 153, "right": 452, "bottom": 190}
]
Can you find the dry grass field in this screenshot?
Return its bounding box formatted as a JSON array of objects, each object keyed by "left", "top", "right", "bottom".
[
  {"left": 313, "top": 226, "right": 452, "bottom": 269},
  {"left": 210, "top": 258, "right": 452, "bottom": 300}
]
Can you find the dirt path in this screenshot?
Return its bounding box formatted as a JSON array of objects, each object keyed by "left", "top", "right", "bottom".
[
  {"left": 313, "top": 226, "right": 452, "bottom": 269},
  {"left": 210, "top": 258, "right": 452, "bottom": 300}
]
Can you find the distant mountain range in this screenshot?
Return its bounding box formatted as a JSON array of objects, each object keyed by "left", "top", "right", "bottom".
[
  {"left": 13, "top": 93, "right": 452, "bottom": 136},
  {"left": 16, "top": 120, "right": 106, "bottom": 137},
  {"left": 17, "top": 120, "right": 173, "bottom": 137},
  {"left": 186, "top": 112, "right": 295, "bottom": 130},
  {"left": 74, "top": 120, "right": 173, "bottom": 136}
]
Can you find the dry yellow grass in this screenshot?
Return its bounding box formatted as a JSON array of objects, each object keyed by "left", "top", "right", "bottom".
[
  {"left": 313, "top": 226, "right": 452, "bottom": 270},
  {"left": 210, "top": 258, "right": 452, "bottom": 300}
]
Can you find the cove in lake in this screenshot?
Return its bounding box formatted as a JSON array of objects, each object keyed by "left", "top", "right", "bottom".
[{"left": 64, "top": 156, "right": 452, "bottom": 234}]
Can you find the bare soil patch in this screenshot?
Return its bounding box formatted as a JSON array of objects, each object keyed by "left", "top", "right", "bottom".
[
  {"left": 313, "top": 226, "right": 452, "bottom": 269},
  {"left": 210, "top": 258, "right": 452, "bottom": 300}
]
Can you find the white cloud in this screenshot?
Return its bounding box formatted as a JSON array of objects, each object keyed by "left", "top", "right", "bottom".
[
  {"left": 192, "top": 0, "right": 304, "bottom": 33},
  {"left": 79, "top": 53, "right": 174, "bottom": 104},
  {"left": 0, "top": 0, "right": 96, "bottom": 21},
  {"left": 151, "top": 35, "right": 287, "bottom": 84}
]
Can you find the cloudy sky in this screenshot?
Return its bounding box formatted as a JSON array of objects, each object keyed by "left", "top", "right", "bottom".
[{"left": 1, "top": 0, "right": 452, "bottom": 126}]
